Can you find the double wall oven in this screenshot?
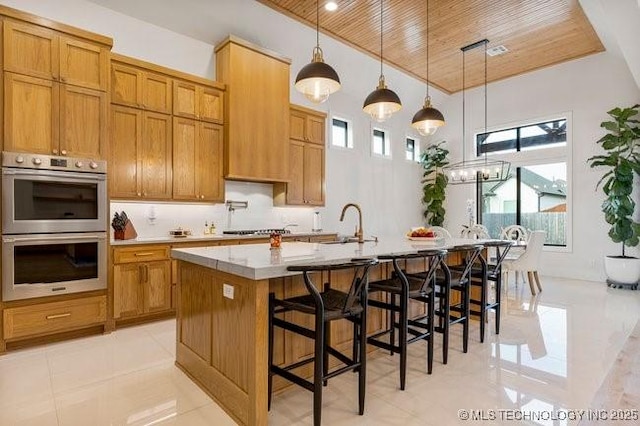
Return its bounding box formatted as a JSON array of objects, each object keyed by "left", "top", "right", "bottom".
[{"left": 2, "top": 152, "right": 107, "bottom": 301}]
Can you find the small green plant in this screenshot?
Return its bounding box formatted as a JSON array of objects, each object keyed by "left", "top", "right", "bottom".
[
  {"left": 420, "top": 141, "right": 449, "bottom": 226},
  {"left": 587, "top": 104, "right": 640, "bottom": 257}
]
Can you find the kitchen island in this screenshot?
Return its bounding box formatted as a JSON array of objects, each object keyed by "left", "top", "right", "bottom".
[{"left": 171, "top": 239, "right": 485, "bottom": 426}]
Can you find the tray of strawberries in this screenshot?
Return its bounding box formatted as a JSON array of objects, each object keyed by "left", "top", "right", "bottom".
[{"left": 406, "top": 227, "right": 441, "bottom": 243}]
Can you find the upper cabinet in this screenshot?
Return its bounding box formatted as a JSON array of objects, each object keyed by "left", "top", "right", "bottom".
[
  {"left": 173, "top": 81, "right": 223, "bottom": 123},
  {"left": 111, "top": 61, "right": 173, "bottom": 114},
  {"left": 109, "top": 54, "right": 225, "bottom": 203},
  {"left": 274, "top": 105, "right": 326, "bottom": 206},
  {"left": 215, "top": 36, "right": 291, "bottom": 183},
  {"left": 1, "top": 9, "right": 112, "bottom": 158},
  {"left": 3, "top": 19, "right": 109, "bottom": 91}
]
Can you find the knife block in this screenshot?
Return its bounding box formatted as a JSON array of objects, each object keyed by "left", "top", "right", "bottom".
[{"left": 114, "top": 220, "right": 138, "bottom": 240}]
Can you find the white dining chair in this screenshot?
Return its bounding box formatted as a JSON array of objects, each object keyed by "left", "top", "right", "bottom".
[
  {"left": 429, "top": 226, "right": 452, "bottom": 239},
  {"left": 460, "top": 224, "right": 490, "bottom": 239},
  {"left": 499, "top": 225, "right": 529, "bottom": 282},
  {"left": 502, "top": 230, "right": 545, "bottom": 295}
]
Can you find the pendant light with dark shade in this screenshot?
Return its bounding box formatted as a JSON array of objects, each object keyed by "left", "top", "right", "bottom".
[
  {"left": 411, "top": 0, "right": 445, "bottom": 136},
  {"left": 363, "top": 0, "right": 402, "bottom": 122},
  {"left": 294, "top": 0, "right": 341, "bottom": 104}
]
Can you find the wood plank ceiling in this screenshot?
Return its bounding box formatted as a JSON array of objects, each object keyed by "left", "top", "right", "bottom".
[{"left": 257, "top": 0, "right": 604, "bottom": 94}]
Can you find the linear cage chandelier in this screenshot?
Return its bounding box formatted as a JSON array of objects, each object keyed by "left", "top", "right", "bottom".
[{"left": 443, "top": 39, "right": 511, "bottom": 185}]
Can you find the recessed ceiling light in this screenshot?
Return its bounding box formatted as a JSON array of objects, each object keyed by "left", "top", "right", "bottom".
[{"left": 325, "top": 1, "right": 338, "bottom": 11}]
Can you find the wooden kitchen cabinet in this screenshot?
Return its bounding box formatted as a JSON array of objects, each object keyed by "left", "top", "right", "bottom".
[
  {"left": 3, "top": 19, "right": 110, "bottom": 91},
  {"left": 111, "top": 61, "right": 173, "bottom": 114},
  {"left": 112, "top": 246, "right": 172, "bottom": 320},
  {"left": 172, "top": 118, "right": 224, "bottom": 202},
  {"left": 109, "top": 105, "right": 172, "bottom": 200},
  {"left": 2, "top": 13, "right": 111, "bottom": 157},
  {"left": 173, "top": 81, "right": 223, "bottom": 123},
  {"left": 274, "top": 105, "right": 326, "bottom": 206},
  {"left": 215, "top": 35, "right": 290, "bottom": 183},
  {"left": 4, "top": 72, "right": 107, "bottom": 158}
]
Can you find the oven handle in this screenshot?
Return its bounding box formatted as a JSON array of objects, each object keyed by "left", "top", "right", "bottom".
[
  {"left": 3, "top": 234, "right": 106, "bottom": 243},
  {"left": 3, "top": 168, "right": 106, "bottom": 181}
]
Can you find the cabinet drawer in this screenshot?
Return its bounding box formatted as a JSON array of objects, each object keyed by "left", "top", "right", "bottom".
[
  {"left": 3, "top": 296, "right": 107, "bottom": 340},
  {"left": 113, "top": 245, "right": 170, "bottom": 264}
]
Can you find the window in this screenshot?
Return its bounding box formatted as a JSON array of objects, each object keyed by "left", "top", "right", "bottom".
[
  {"left": 406, "top": 137, "right": 420, "bottom": 161},
  {"left": 331, "top": 118, "right": 353, "bottom": 149},
  {"left": 477, "top": 118, "right": 566, "bottom": 155},
  {"left": 477, "top": 116, "right": 570, "bottom": 248},
  {"left": 372, "top": 128, "right": 391, "bottom": 157}
]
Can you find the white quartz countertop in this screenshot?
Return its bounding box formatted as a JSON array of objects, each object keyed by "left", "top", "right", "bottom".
[
  {"left": 171, "top": 238, "right": 492, "bottom": 280},
  {"left": 110, "top": 232, "right": 337, "bottom": 246}
]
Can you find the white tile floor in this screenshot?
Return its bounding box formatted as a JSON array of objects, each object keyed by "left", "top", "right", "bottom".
[{"left": 1, "top": 276, "right": 639, "bottom": 426}]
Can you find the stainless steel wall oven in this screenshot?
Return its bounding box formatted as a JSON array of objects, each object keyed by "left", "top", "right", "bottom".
[{"left": 2, "top": 152, "right": 107, "bottom": 301}]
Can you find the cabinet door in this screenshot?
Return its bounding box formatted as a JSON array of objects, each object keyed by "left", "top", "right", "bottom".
[
  {"left": 172, "top": 117, "right": 198, "bottom": 200},
  {"left": 142, "top": 260, "right": 172, "bottom": 314},
  {"left": 59, "top": 36, "right": 109, "bottom": 91},
  {"left": 111, "top": 63, "right": 142, "bottom": 107},
  {"left": 173, "top": 81, "right": 197, "bottom": 119},
  {"left": 199, "top": 87, "right": 223, "bottom": 123},
  {"left": 143, "top": 72, "right": 172, "bottom": 114},
  {"left": 3, "top": 73, "right": 59, "bottom": 155},
  {"left": 197, "top": 122, "right": 224, "bottom": 202},
  {"left": 113, "top": 263, "right": 143, "bottom": 319},
  {"left": 306, "top": 115, "right": 325, "bottom": 145},
  {"left": 3, "top": 20, "right": 58, "bottom": 80},
  {"left": 289, "top": 108, "right": 306, "bottom": 142},
  {"left": 59, "top": 85, "right": 107, "bottom": 159},
  {"left": 303, "top": 144, "right": 325, "bottom": 206},
  {"left": 110, "top": 106, "right": 142, "bottom": 198},
  {"left": 286, "top": 141, "right": 305, "bottom": 205},
  {"left": 141, "top": 112, "right": 172, "bottom": 199}
]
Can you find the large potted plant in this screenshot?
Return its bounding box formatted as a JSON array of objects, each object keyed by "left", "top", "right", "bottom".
[
  {"left": 420, "top": 141, "right": 449, "bottom": 226},
  {"left": 588, "top": 104, "right": 640, "bottom": 288}
]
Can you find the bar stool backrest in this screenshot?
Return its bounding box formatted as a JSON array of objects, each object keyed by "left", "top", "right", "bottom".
[
  {"left": 446, "top": 244, "right": 484, "bottom": 281},
  {"left": 481, "top": 240, "right": 513, "bottom": 276},
  {"left": 379, "top": 250, "right": 447, "bottom": 293},
  {"left": 287, "top": 259, "right": 379, "bottom": 314}
]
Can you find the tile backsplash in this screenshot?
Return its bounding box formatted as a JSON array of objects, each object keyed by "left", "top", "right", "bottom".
[{"left": 110, "top": 181, "right": 321, "bottom": 238}]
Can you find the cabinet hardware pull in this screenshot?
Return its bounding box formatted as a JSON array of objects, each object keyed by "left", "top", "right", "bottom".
[
  {"left": 53, "top": 149, "right": 58, "bottom": 154},
  {"left": 135, "top": 252, "right": 155, "bottom": 257},
  {"left": 61, "top": 150, "right": 67, "bottom": 155},
  {"left": 137, "top": 192, "right": 141, "bottom": 197},
  {"left": 46, "top": 313, "right": 71, "bottom": 320},
  {"left": 144, "top": 264, "right": 149, "bottom": 283}
]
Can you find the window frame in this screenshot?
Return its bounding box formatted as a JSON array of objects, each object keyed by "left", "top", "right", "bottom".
[
  {"left": 476, "top": 117, "right": 567, "bottom": 156},
  {"left": 405, "top": 135, "right": 421, "bottom": 162},
  {"left": 371, "top": 127, "right": 392, "bottom": 159},
  {"left": 330, "top": 115, "right": 354, "bottom": 150},
  {"left": 474, "top": 112, "right": 573, "bottom": 252}
]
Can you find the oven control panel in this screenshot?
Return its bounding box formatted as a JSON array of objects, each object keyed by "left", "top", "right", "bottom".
[{"left": 2, "top": 151, "right": 106, "bottom": 173}]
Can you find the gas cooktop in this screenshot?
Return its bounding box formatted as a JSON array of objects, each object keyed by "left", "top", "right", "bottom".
[{"left": 223, "top": 228, "right": 292, "bottom": 236}]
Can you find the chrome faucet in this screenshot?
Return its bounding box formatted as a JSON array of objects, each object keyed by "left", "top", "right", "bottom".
[{"left": 339, "top": 203, "right": 364, "bottom": 243}]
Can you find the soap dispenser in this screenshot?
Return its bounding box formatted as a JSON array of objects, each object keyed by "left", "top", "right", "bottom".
[
  {"left": 204, "top": 221, "right": 210, "bottom": 235},
  {"left": 312, "top": 211, "right": 322, "bottom": 232}
]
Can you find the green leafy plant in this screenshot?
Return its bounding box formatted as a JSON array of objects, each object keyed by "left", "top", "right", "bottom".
[
  {"left": 420, "top": 141, "right": 449, "bottom": 226},
  {"left": 587, "top": 104, "right": 640, "bottom": 257}
]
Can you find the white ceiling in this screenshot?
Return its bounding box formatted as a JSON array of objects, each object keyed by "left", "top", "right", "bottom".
[{"left": 86, "top": 0, "right": 640, "bottom": 91}]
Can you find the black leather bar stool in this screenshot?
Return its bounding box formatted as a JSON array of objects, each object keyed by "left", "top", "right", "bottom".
[
  {"left": 268, "top": 258, "right": 378, "bottom": 426},
  {"left": 367, "top": 249, "right": 446, "bottom": 390},
  {"left": 451, "top": 240, "right": 512, "bottom": 342},
  {"left": 412, "top": 244, "right": 482, "bottom": 364}
]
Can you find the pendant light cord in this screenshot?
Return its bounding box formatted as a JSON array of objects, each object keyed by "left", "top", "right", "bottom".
[
  {"left": 380, "top": 0, "right": 383, "bottom": 77},
  {"left": 462, "top": 47, "right": 466, "bottom": 164},
  {"left": 426, "top": 0, "right": 430, "bottom": 99},
  {"left": 316, "top": 0, "right": 320, "bottom": 48},
  {"left": 484, "top": 40, "right": 488, "bottom": 165}
]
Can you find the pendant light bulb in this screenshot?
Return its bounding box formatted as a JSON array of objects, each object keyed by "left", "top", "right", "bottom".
[
  {"left": 294, "top": 0, "right": 340, "bottom": 104},
  {"left": 411, "top": 96, "right": 445, "bottom": 136}
]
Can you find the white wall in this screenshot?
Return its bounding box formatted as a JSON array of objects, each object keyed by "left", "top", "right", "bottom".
[
  {"left": 434, "top": 51, "right": 640, "bottom": 282},
  {"left": 0, "top": 0, "right": 434, "bottom": 240}
]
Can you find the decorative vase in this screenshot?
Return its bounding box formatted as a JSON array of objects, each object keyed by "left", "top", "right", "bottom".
[{"left": 604, "top": 255, "right": 640, "bottom": 288}]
